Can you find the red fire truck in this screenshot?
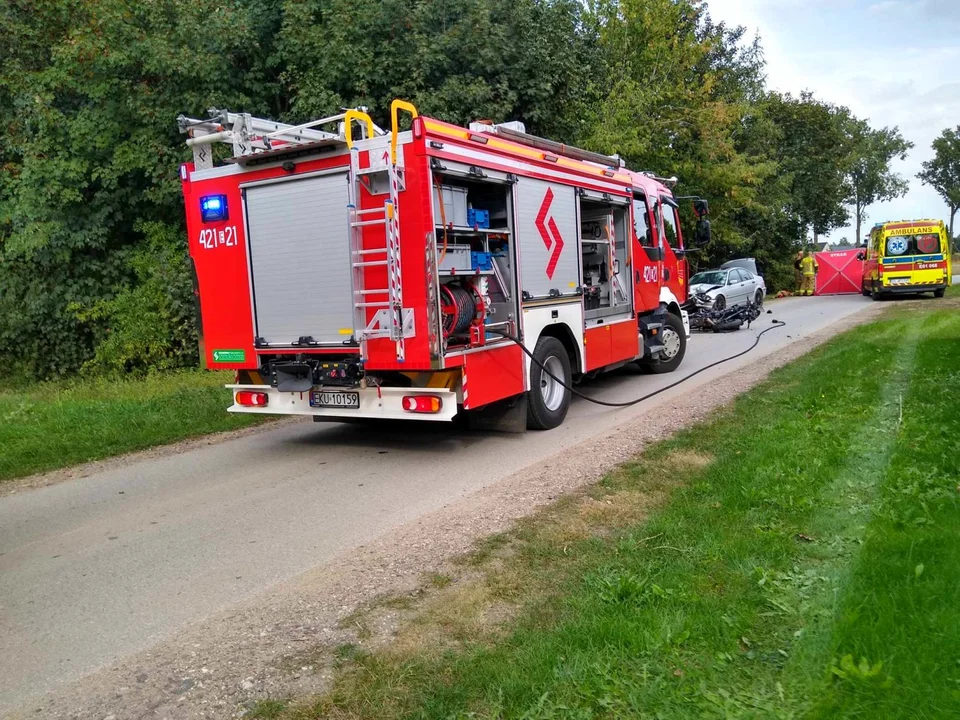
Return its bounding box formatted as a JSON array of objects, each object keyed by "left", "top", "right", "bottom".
[{"left": 178, "top": 100, "right": 710, "bottom": 430}]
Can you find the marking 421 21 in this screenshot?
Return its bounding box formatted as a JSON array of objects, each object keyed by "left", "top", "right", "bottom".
[{"left": 198, "top": 226, "right": 238, "bottom": 250}]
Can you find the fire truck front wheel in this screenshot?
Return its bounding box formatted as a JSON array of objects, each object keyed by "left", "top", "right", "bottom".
[
  {"left": 527, "top": 336, "right": 572, "bottom": 430},
  {"left": 645, "top": 312, "right": 686, "bottom": 375}
]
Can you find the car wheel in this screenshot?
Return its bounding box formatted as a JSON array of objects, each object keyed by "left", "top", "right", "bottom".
[
  {"left": 754, "top": 289, "right": 764, "bottom": 306},
  {"left": 526, "top": 336, "right": 572, "bottom": 430},
  {"left": 713, "top": 294, "right": 726, "bottom": 310},
  {"left": 645, "top": 313, "right": 686, "bottom": 375}
]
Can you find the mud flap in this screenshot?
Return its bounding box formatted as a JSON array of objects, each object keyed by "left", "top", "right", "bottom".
[{"left": 465, "top": 394, "right": 529, "bottom": 433}]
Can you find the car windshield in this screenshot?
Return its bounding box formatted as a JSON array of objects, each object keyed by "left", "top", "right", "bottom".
[{"left": 690, "top": 271, "right": 726, "bottom": 286}]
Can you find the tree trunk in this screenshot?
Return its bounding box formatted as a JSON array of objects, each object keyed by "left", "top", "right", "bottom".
[
  {"left": 951, "top": 206, "right": 957, "bottom": 253},
  {"left": 855, "top": 192, "right": 863, "bottom": 248}
]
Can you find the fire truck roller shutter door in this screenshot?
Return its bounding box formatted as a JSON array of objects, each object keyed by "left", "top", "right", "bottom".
[
  {"left": 244, "top": 172, "right": 353, "bottom": 346},
  {"left": 516, "top": 178, "right": 580, "bottom": 300}
]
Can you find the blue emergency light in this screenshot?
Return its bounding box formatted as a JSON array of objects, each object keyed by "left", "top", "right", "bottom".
[{"left": 200, "top": 194, "right": 228, "bottom": 223}]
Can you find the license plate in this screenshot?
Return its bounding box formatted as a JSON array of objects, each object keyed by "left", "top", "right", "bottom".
[
  {"left": 890, "top": 278, "right": 909, "bottom": 285},
  {"left": 310, "top": 390, "right": 360, "bottom": 409}
]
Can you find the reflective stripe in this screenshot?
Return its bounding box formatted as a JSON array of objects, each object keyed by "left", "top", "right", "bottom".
[{"left": 881, "top": 254, "right": 943, "bottom": 264}]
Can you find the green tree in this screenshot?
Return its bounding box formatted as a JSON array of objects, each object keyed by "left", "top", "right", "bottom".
[
  {"left": 845, "top": 119, "right": 912, "bottom": 245},
  {"left": 761, "top": 92, "right": 854, "bottom": 243},
  {"left": 0, "top": 0, "right": 269, "bottom": 377},
  {"left": 917, "top": 126, "right": 960, "bottom": 240},
  {"left": 278, "top": 0, "right": 600, "bottom": 140},
  {"left": 584, "top": 0, "right": 772, "bottom": 253}
]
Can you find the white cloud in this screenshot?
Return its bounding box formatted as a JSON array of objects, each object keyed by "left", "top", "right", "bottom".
[
  {"left": 868, "top": 1, "right": 907, "bottom": 14},
  {"left": 705, "top": 0, "right": 958, "bottom": 240}
]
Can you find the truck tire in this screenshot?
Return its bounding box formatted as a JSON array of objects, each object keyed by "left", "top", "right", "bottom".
[
  {"left": 526, "top": 336, "right": 572, "bottom": 430},
  {"left": 645, "top": 312, "right": 686, "bottom": 375}
]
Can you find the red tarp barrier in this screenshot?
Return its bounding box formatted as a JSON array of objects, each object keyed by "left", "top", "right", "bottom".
[{"left": 815, "top": 248, "right": 863, "bottom": 295}]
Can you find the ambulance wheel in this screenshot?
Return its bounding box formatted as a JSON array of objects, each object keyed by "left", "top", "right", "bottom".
[
  {"left": 645, "top": 313, "right": 686, "bottom": 375},
  {"left": 934, "top": 288, "right": 945, "bottom": 298},
  {"left": 871, "top": 286, "right": 881, "bottom": 301},
  {"left": 861, "top": 283, "right": 870, "bottom": 297},
  {"left": 526, "top": 336, "right": 572, "bottom": 430}
]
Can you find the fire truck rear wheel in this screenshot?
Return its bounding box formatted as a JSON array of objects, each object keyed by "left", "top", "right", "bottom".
[
  {"left": 645, "top": 312, "right": 686, "bottom": 375},
  {"left": 527, "top": 336, "right": 572, "bottom": 430}
]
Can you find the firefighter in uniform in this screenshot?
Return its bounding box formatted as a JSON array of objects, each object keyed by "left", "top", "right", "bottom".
[
  {"left": 793, "top": 251, "right": 804, "bottom": 292},
  {"left": 799, "top": 250, "right": 818, "bottom": 296}
]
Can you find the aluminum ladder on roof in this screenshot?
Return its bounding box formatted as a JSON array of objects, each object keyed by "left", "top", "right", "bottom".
[{"left": 177, "top": 107, "right": 383, "bottom": 171}]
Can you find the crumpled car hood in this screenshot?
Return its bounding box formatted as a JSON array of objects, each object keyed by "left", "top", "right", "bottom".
[{"left": 689, "top": 283, "right": 721, "bottom": 296}]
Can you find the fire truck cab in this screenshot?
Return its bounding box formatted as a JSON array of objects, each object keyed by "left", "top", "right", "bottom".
[{"left": 178, "top": 101, "right": 709, "bottom": 430}]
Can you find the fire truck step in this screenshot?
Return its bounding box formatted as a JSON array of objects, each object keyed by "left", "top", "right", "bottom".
[
  {"left": 351, "top": 219, "right": 388, "bottom": 228},
  {"left": 353, "top": 260, "right": 389, "bottom": 268},
  {"left": 354, "top": 248, "right": 387, "bottom": 256}
]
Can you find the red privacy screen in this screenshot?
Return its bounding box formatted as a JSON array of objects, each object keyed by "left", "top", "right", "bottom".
[{"left": 815, "top": 248, "right": 863, "bottom": 295}]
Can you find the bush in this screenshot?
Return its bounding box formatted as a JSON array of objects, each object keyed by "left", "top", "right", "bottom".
[{"left": 74, "top": 222, "right": 198, "bottom": 376}]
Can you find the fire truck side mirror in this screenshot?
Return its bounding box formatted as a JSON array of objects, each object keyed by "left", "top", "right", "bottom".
[
  {"left": 693, "top": 199, "right": 709, "bottom": 218},
  {"left": 694, "top": 218, "right": 711, "bottom": 247}
]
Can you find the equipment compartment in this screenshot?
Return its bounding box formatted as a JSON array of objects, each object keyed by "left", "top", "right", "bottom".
[
  {"left": 579, "top": 194, "right": 632, "bottom": 321},
  {"left": 431, "top": 170, "right": 518, "bottom": 352}
]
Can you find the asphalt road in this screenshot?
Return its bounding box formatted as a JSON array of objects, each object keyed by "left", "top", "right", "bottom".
[{"left": 0, "top": 295, "right": 874, "bottom": 713}]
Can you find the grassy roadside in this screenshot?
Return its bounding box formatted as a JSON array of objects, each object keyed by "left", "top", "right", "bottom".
[
  {"left": 0, "top": 370, "right": 267, "bottom": 482},
  {"left": 255, "top": 296, "right": 959, "bottom": 719}
]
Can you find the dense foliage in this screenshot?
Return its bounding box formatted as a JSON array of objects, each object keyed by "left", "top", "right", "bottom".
[
  {"left": 0, "top": 0, "right": 911, "bottom": 378},
  {"left": 917, "top": 126, "right": 960, "bottom": 243}
]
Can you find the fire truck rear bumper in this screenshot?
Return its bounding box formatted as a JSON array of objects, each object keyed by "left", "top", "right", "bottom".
[{"left": 226, "top": 385, "right": 459, "bottom": 422}]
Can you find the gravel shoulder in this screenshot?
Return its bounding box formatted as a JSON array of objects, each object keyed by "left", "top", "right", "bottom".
[{"left": 7, "top": 306, "right": 884, "bottom": 720}]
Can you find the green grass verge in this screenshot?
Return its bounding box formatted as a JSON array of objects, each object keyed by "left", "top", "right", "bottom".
[
  {"left": 0, "top": 370, "right": 266, "bottom": 482},
  {"left": 269, "top": 301, "right": 959, "bottom": 718}
]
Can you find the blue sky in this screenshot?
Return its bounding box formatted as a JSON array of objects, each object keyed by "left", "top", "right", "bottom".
[{"left": 706, "top": 0, "right": 960, "bottom": 242}]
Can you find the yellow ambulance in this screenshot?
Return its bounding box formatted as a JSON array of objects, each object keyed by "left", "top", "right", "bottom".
[{"left": 861, "top": 219, "right": 952, "bottom": 299}]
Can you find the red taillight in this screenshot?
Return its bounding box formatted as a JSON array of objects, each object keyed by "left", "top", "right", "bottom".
[
  {"left": 412, "top": 116, "right": 423, "bottom": 139},
  {"left": 236, "top": 391, "right": 268, "bottom": 407},
  {"left": 402, "top": 395, "right": 442, "bottom": 413}
]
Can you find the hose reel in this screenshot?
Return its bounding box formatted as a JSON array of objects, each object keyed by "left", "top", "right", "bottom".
[{"left": 440, "top": 284, "right": 475, "bottom": 336}]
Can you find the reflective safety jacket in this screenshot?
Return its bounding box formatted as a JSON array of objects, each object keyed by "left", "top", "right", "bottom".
[{"left": 800, "top": 255, "right": 818, "bottom": 276}]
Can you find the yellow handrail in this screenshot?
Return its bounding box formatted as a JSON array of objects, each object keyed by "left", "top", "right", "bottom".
[
  {"left": 390, "top": 99, "right": 419, "bottom": 165},
  {"left": 344, "top": 109, "right": 375, "bottom": 149}
]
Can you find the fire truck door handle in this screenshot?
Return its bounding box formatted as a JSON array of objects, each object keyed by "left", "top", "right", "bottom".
[{"left": 635, "top": 270, "right": 641, "bottom": 283}]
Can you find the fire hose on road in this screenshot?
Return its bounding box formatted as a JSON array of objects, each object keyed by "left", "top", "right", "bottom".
[{"left": 487, "top": 316, "right": 786, "bottom": 409}]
